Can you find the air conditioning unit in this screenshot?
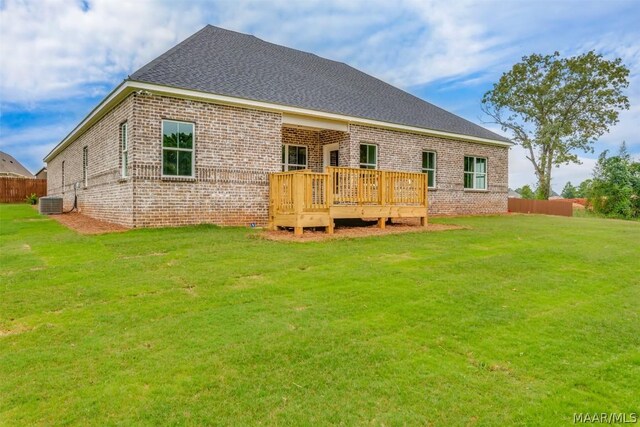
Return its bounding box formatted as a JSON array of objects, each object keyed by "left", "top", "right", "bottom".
[{"left": 39, "top": 196, "right": 63, "bottom": 215}]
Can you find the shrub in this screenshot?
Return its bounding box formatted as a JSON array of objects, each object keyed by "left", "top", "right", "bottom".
[
  {"left": 25, "top": 193, "right": 38, "bottom": 205},
  {"left": 588, "top": 143, "right": 640, "bottom": 219}
]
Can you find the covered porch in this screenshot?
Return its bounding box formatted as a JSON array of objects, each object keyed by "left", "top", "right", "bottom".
[{"left": 268, "top": 167, "right": 428, "bottom": 235}]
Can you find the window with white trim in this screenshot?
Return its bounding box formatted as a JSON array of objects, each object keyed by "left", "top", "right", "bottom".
[
  {"left": 422, "top": 151, "right": 436, "bottom": 188},
  {"left": 359, "top": 144, "right": 377, "bottom": 169},
  {"left": 121, "top": 122, "right": 128, "bottom": 177},
  {"left": 162, "top": 120, "right": 194, "bottom": 177},
  {"left": 82, "top": 146, "right": 88, "bottom": 188},
  {"left": 282, "top": 144, "right": 307, "bottom": 171},
  {"left": 464, "top": 156, "right": 487, "bottom": 190}
]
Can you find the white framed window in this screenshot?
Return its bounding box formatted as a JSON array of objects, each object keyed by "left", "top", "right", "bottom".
[
  {"left": 162, "top": 120, "right": 194, "bottom": 177},
  {"left": 360, "top": 144, "right": 377, "bottom": 169},
  {"left": 282, "top": 144, "right": 307, "bottom": 171},
  {"left": 82, "top": 146, "right": 88, "bottom": 188},
  {"left": 464, "top": 156, "right": 487, "bottom": 190},
  {"left": 422, "top": 151, "right": 436, "bottom": 188},
  {"left": 121, "top": 122, "right": 129, "bottom": 177}
]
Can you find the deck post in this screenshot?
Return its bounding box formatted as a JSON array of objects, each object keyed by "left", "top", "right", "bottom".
[
  {"left": 327, "top": 169, "right": 335, "bottom": 234},
  {"left": 327, "top": 168, "right": 334, "bottom": 207},
  {"left": 421, "top": 173, "right": 429, "bottom": 227},
  {"left": 293, "top": 172, "right": 305, "bottom": 236},
  {"left": 378, "top": 170, "right": 387, "bottom": 229},
  {"left": 267, "top": 174, "right": 275, "bottom": 230},
  {"left": 327, "top": 220, "right": 334, "bottom": 234}
]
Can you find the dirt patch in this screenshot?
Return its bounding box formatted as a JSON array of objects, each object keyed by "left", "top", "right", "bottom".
[
  {"left": 261, "top": 218, "right": 466, "bottom": 242},
  {"left": 0, "top": 323, "right": 33, "bottom": 337},
  {"left": 49, "top": 212, "right": 129, "bottom": 235}
]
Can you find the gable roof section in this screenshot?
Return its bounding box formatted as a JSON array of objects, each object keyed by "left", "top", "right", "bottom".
[
  {"left": 0, "top": 151, "right": 34, "bottom": 178},
  {"left": 130, "top": 25, "right": 510, "bottom": 144}
]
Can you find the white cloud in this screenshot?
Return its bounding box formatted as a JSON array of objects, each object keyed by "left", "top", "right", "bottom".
[
  {"left": 0, "top": 0, "right": 205, "bottom": 104},
  {"left": 208, "top": 0, "right": 509, "bottom": 88},
  {"left": 2, "top": 0, "right": 636, "bottom": 103}
]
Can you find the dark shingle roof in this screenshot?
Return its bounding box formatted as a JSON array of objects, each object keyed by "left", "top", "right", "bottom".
[
  {"left": 130, "top": 25, "right": 509, "bottom": 143},
  {"left": 0, "top": 151, "right": 34, "bottom": 178}
]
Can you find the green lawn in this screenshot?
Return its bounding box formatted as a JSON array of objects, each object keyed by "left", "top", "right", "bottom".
[{"left": 1, "top": 204, "right": 639, "bottom": 425}]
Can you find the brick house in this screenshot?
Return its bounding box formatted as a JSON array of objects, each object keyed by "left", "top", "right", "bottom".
[{"left": 44, "top": 25, "right": 511, "bottom": 228}]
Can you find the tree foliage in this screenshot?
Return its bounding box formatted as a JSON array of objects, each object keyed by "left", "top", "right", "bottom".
[
  {"left": 576, "top": 179, "right": 593, "bottom": 198},
  {"left": 482, "top": 51, "right": 629, "bottom": 199},
  {"left": 515, "top": 185, "right": 536, "bottom": 199},
  {"left": 561, "top": 181, "right": 577, "bottom": 199},
  {"left": 589, "top": 143, "right": 640, "bottom": 219}
]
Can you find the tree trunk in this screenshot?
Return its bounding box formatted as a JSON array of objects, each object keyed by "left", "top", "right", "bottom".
[{"left": 537, "top": 175, "right": 551, "bottom": 199}]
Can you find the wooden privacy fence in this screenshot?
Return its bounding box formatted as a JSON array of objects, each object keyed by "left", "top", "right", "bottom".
[
  {"left": 0, "top": 178, "right": 47, "bottom": 203},
  {"left": 269, "top": 167, "right": 428, "bottom": 235},
  {"left": 508, "top": 198, "right": 573, "bottom": 217}
]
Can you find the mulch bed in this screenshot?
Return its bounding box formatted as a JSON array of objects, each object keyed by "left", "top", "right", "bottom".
[
  {"left": 48, "top": 211, "right": 129, "bottom": 235},
  {"left": 261, "top": 218, "right": 466, "bottom": 242},
  {"left": 45, "top": 211, "right": 464, "bottom": 240}
]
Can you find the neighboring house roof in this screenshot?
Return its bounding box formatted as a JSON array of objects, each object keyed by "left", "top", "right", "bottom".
[
  {"left": 508, "top": 190, "right": 522, "bottom": 198},
  {"left": 130, "top": 25, "right": 510, "bottom": 144},
  {"left": 0, "top": 151, "right": 34, "bottom": 178},
  {"left": 35, "top": 167, "right": 47, "bottom": 178}
]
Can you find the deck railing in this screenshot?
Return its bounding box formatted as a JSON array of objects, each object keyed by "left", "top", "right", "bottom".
[
  {"left": 269, "top": 170, "right": 329, "bottom": 214},
  {"left": 269, "top": 167, "right": 428, "bottom": 234},
  {"left": 327, "top": 167, "right": 426, "bottom": 206}
]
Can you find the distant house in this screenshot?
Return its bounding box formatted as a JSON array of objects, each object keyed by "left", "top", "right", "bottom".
[
  {"left": 508, "top": 189, "right": 522, "bottom": 198},
  {"left": 44, "top": 25, "right": 512, "bottom": 228},
  {"left": 35, "top": 167, "right": 47, "bottom": 180},
  {"left": 0, "top": 151, "right": 34, "bottom": 178}
]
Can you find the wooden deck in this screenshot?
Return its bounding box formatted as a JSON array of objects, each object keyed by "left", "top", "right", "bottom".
[{"left": 268, "top": 167, "right": 428, "bottom": 235}]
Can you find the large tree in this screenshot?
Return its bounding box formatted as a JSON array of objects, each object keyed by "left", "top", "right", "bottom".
[{"left": 482, "top": 51, "right": 629, "bottom": 199}]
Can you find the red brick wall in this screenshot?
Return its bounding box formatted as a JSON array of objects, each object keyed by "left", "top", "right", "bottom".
[
  {"left": 131, "top": 93, "right": 281, "bottom": 227},
  {"left": 47, "top": 96, "right": 134, "bottom": 226},
  {"left": 47, "top": 92, "right": 508, "bottom": 227},
  {"left": 348, "top": 124, "right": 508, "bottom": 215}
]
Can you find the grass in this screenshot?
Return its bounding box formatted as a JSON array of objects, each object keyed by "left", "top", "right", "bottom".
[
  {"left": 1, "top": 204, "right": 639, "bottom": 425},
  {"left": 573, "top": 206, "right": 640, "bottom": 221}
]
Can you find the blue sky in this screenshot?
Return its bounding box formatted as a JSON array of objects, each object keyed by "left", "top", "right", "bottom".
[{"left": 1, "top": 0, "right": 639, "bottom": 191}]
